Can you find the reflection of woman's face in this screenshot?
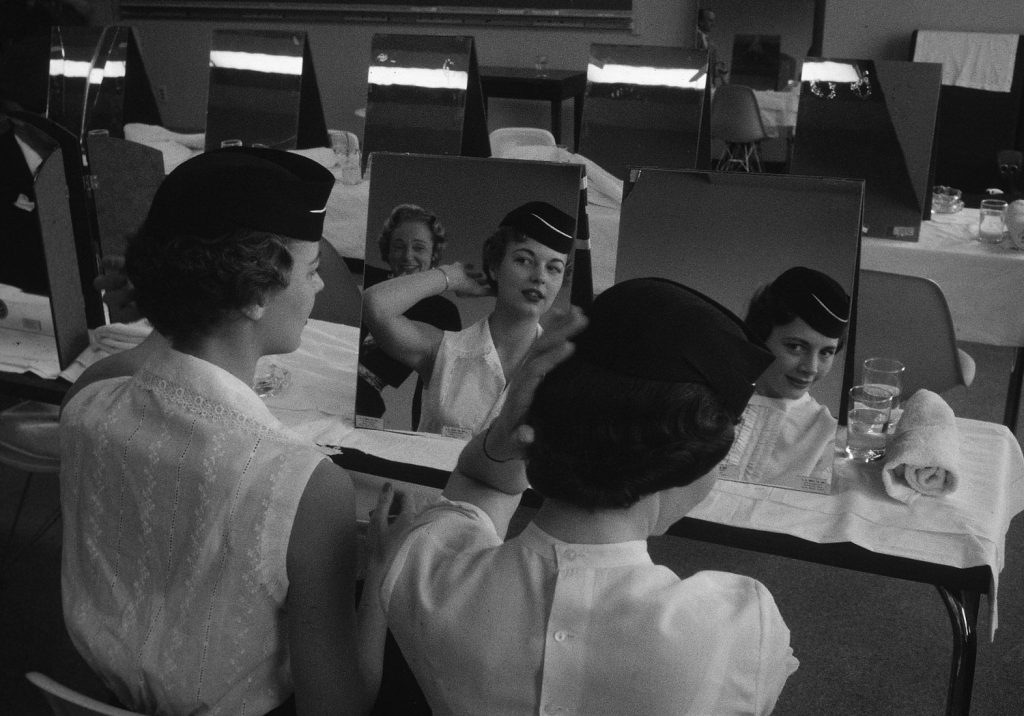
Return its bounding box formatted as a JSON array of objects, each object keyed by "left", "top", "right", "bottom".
[
  {"left": 387, "top": 221, "right": 435, "bottom": 276},
  {"left": 757, "top": 317, "right": 839, "bottom": 400},
  {"left": 493, "top": 237, "right": 567, "bottom": 318}
]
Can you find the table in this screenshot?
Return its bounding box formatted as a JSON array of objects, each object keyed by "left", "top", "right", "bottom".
[
  {"left": 479, "top": 66, "right": 587, "bottom": 151},
  {"left": 5, "top": 316, "right": 1022, "bottom": 715},
  {"left": 335, "top": 416, "right": 1023, "bottom": 716},
  {"left": 862, "top": 209, "right": 1024, "bottom": 428}
]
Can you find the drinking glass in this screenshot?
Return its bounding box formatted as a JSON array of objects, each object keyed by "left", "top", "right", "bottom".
[
  {"left": 862, "top": 357, "right": 905, "bottom": 411},
  {"left": 979, "top": 199, "right": 1008, "bottom": 244},
  {"left": 846, "top": 384, "right": 893, "bottom": 461}
]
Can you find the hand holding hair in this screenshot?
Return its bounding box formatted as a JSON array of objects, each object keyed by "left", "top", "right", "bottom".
[{"left": 483, "top": 306, "right": 588, "bottom": 462}]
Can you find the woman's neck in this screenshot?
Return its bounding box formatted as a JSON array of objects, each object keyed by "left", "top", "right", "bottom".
[
  {"left": 172, "top": 325, "right": 260, "bottom": 387},
  {"left": 487, "top": 307, "right": 541, "bottom": 377},
  {"left": 531, "top": 496, "right": 657, "bottom": 544}
]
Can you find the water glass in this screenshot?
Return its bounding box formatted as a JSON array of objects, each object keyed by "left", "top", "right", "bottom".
[
  {"left": 931, "top": 185, "right": 962, "bottom": 214},
  {"left": 846, "top": 384, "right": 893, "bottom": 462},
  {"left": 978, "top": 199, "right": 1008, "bottom": 244},
  {"left": 862, "top": 357, "right": 905, "bottom": 411}
]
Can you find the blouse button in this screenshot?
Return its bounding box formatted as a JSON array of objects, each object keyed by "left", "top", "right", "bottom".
[{"left": 554, "top": 630, "right": 568, "bottom": 642}]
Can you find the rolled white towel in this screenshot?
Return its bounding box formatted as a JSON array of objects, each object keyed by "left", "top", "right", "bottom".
[{"left": 881, "top": 389, "right": 960, "bottom": 503}]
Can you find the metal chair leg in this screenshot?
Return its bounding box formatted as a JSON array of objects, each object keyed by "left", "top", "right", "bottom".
[
  {"left": 1, "top": 472, "right": 35, "bottom": 569},
  {"left": 936, "top": 585, "right": 979, "bottom": 716}
]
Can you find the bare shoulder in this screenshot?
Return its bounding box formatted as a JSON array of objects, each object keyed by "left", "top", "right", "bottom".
[{"left": 288, "top": 460, "right": 357, "bottom": 570}]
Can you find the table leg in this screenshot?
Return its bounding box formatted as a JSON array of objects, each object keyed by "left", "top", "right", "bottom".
[
  {"left": 936, "top": 585, "right": 979, "bottom": 716},
  {"left": 573, "top": 94, "right": 584, "bottom": 152},
  {"left": 550, "top": 99, "right": 563, "bottom": 145},
  {"left": 1002, "top": 346, "right": 1024, "bottom": 432}
]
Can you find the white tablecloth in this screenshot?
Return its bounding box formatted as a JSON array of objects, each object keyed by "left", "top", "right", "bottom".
[
  {"left": 862, "top": 209, "right": 1024, "bottom": 347},
  {"left": 753, "top": 87, "right": 800, "bottom": 138},
  {"left": 58, "top": 317, "right": 1024, "bottom": 637}
]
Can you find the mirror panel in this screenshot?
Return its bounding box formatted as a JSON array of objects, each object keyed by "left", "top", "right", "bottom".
[
  {"left": 615, "top": 169, "right": 863, "bottom": 419},
  {"left": 580, "top": 44, "right": 711, "bottom": 180},
  {"left": 205, "top": 29, "right": 325, "bottom": 151},
  {"left": 83, "top": 26, "right": 162, "bottom": 138},
  {"left": 354, "top": 152, "right": 583, "bottom": 436},
  {"left": 47, "top": 26, "right": 104, "bottom": 137},
  {"left": 362, "top": 34, "right": 489, "bottom": 172},
  {"left": 792, "top": 58, "right": 929, "bottom": 240}
]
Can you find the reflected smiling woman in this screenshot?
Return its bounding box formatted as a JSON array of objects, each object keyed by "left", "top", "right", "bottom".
[
  {"left": 362, "top": 201, "right": 574, "bottom": 439},
  {"left": 723, "top": 266, "right": 851, "bottom": 484},
  {"left": 356, "top": 204, "right": 461, "bottom": 421}
]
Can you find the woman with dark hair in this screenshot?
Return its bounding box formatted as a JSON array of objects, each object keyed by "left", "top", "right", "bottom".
[
  {"left": 60, "top": 148, "right": 392, "bottom": 716},
  {"left": 356, "top": 204, "right": 461, "bottom": 423},
  {"left": 719, "top": 265, "right": 851, "bottom": 486},
  {"left": 379, "top": 278, "right": 797, "bottom": 714},
  {"left": 362, "top": 201, "right": 574, "bottom": 439}
]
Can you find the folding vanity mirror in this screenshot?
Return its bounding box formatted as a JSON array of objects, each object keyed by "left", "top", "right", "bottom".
[
  {"left": 354, "top": 152, "right": 583, "bottom": 436},
  {"left": 362, "top": 34, "right": 489, "bottom": 174},
  {"left": 0, "top": 115, "right": 90, "bottom": 371},
  {"left": 791, "top": 58, "right": 938, "bottom": 240},
  {"left": 205, "top": 29, "right": 328, "bottom": 151},
  {"left": 580, "top": 44, "right": 711, "bottom": 180},
  {"left": 11, "top": 25, "right": 162, "bottom": 140},
  {"left": 615, "top": 169, "right": 864, "bottom": 492},
  {"left": 82, "top": 26, "right": 162, "bottom": 137}
]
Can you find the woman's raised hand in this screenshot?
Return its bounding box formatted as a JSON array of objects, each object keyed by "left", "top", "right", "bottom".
[
  {"left": 483, "top": 306, "right": 588, "bottom": 461},
  {"left": 441, "top": 262, "right": 492, "bottom": 298}
]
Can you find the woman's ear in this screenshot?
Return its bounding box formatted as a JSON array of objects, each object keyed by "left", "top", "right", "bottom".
[{"left": 241, "top": 303, "right": 266, "bottom": 321}]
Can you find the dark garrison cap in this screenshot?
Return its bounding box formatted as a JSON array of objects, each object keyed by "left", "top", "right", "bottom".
[
  {"left": 574, "top": 278, "right": 775, "bottom": 418},
  {"left": 499, "top": 201, "right": 575, "bottom": 255},
  {"left": 770, "top": 266, "right": 850, "bottom": 338},
  {"left": 145, "top": 147, "right": 334, "bottom": 242}
]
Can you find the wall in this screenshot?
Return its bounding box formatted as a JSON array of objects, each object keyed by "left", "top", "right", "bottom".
[{"left": 822, "top": 0, "right": 1024, "bottom": 60}]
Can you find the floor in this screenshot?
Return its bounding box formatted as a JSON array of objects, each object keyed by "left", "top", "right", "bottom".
[{"left": 1, "top": 341, "right": 1023, "bottom": 714}]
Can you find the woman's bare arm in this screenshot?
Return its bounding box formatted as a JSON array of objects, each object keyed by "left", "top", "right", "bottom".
[
  {"left": 362, "top": 263, "right": 488, "bottom": 379},
  {"left": 287, "top": 460, "right": 392, "bottom": 715}
]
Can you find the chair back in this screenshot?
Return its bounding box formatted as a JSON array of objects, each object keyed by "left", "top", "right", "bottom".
[
  {"left": 489, "top": 127, "right": 556, "bottom": 158},
  {"left": 25, "top": 672, "right": 143, "bottom": 716},
  {"left": 711, "top": 84, "right": 767, "bottom": 144},
  {"left": 854, "top": 270, "right": 971, "bottom": 397}
]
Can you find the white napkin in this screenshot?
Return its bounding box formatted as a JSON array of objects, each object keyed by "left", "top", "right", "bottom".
[
  {"left": 881, "top": 389, "right": 961, "bottom": 503},
  {"left": 124, "top": 123, "right": 206, "bottom": 149}
]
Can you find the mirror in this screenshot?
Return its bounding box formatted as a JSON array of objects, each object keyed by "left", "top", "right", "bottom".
[
  {"left": 83, "top": 26, "right": 162, "bottom": 138},
  {"left": 362, "top": 34, "right": 489, "bottom": 174},
  {"left": 205, "top": 29, "right": 328, "bottom": 151},
  {"left": 615, "top": 169, "right": 864, "bottom": 490},
  {"left": 0, "top": 113, "right": 89, "bottom": 371},
  {"left": 354, "top": 152, "right": 583, "bottom": 437},
  {"left": 580, "top": 44, "right": 711, "bottom": 180},
  {"left": 791, "top": 58, "right": 935, "bottom": 239}
]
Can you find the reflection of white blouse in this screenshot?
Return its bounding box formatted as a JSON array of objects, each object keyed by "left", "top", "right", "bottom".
[
  {"left": 716, "top": 393, "right": 837, "bottom": 491},
  {"left": 418, "top": 318, "right": 540, "bottom": 440}
]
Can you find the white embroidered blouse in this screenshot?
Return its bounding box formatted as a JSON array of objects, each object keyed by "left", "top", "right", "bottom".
[{"left": 59, "top": 346, "right": 326, "bottom": 715}]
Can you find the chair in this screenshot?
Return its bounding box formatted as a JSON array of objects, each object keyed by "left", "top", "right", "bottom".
[
  {"left": 854, "top": 270, "right": 975, "bottom": 398},
  {"left": 488, "top": 127, "right": 556, "bottom": 158},
  {"left": 25, "top": 672, "right": 143, "bottom": 716},
  {"left": 710, "top": 84, "right": 768, "bottom": 172},
  {"left": 0, "top": 401, "right": 62, "bottom": 578}
]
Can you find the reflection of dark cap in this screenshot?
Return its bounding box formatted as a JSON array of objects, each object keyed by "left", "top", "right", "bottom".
[
  {"left": 146, "top": 147, "right": 334, "bottom": 242},
  {"left": 499, "top": 201, "right": 575, "bottom": 254},
  {"left": 771, "top": 266, "right": 850, "bottom": 338},
  {"left": 575, "top": 278, "right": 775, "bottom": 418}
]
